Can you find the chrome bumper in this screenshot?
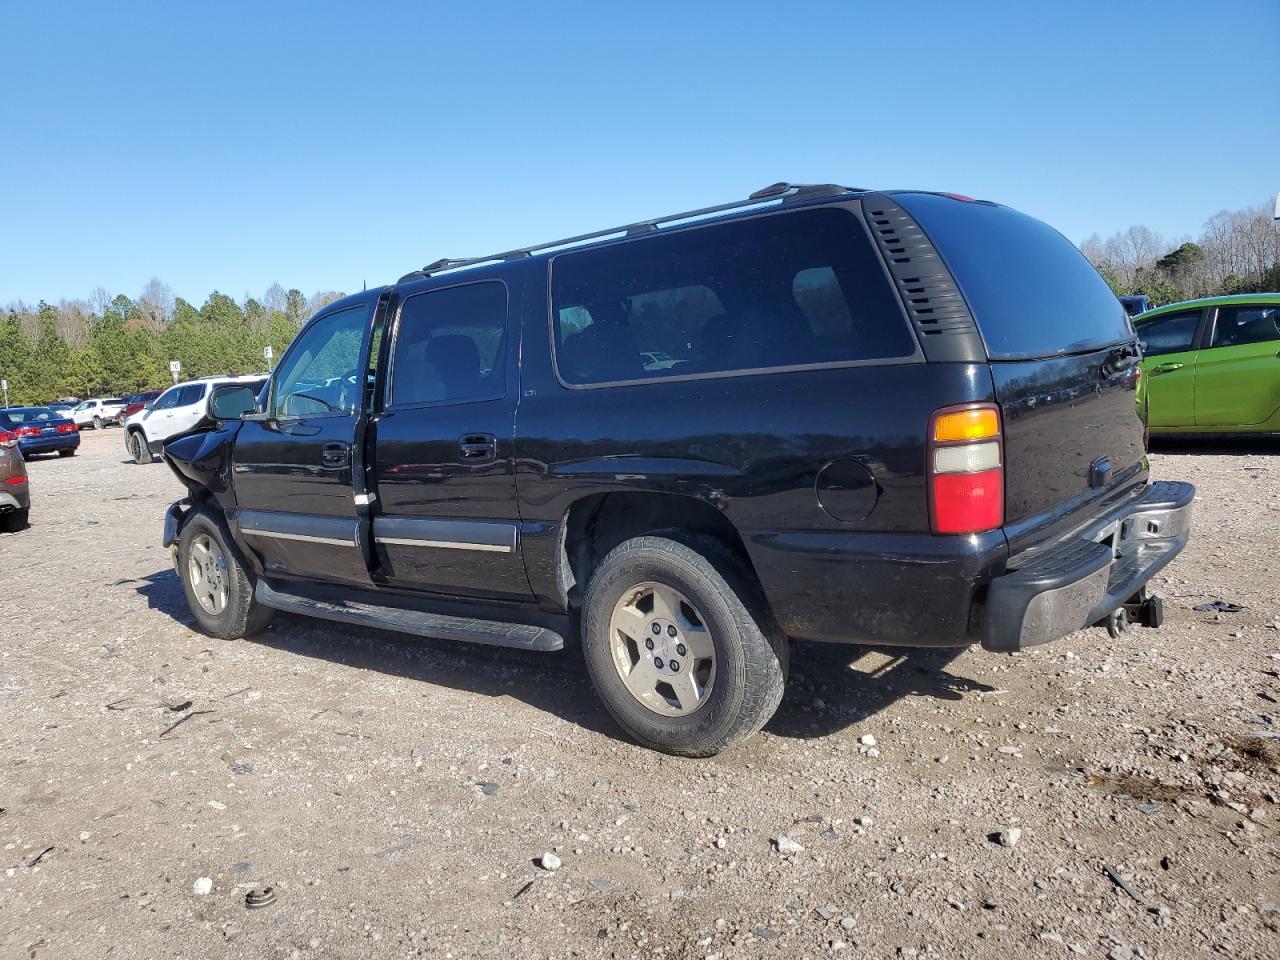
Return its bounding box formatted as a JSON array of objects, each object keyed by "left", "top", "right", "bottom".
[{"left": 982, "top": 480, "right": 1194, "bottom": 651}]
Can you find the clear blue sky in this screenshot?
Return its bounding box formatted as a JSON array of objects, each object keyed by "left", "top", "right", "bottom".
[{"left": 2, "top": 0, "right": 1276, "bottom": 307}]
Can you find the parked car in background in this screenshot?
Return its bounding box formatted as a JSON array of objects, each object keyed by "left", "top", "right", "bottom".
[
  {"left": 48, "top": 401, "right": 77, "bottom": 417},
  {"left": 124, "top": 375, "right": 267, "bottom": 463},
  {"left": 1135, "top": 293, "right": 1280, "bottom": 434},
  {"left": 160, "top": 182, "right": 1194, "bottom": 757},
  {"left": 69, "top": 397, "right": 126, "bottom": 429},
  {"left": 120, "top": 390, "right": 164, "bottom": 421},
  {"left": 0, "top": 427, "right": 30, "bottom": 531},
  {"left": 0, "top": 407, "right": 80, "bottom": 458},
  {"left": 1119, "top": 294, "right": 1152, "bottom": 317}
]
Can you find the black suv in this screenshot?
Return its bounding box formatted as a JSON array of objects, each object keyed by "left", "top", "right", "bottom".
[{"left": 162, "top": 182, "right": 1193, "bottom": 756}]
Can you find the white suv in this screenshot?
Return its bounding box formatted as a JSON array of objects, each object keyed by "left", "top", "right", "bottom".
[
  {"left": 69, "top": 397, "right": 126, "bottom": 429},
  {"left": 123, "top": 376, "right": 266, "bottom": 464}
]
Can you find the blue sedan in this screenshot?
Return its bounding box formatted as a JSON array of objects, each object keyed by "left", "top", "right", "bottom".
[{"left": 0, "top": 407, "right": 81, "bottom": 457}]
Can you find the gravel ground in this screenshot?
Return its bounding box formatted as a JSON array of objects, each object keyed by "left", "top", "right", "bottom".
[{"left": 1, "top": 429, "right": 1278, "bottom": 960}]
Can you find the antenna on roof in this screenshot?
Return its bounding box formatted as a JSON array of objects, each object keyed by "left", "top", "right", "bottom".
[{"left": 398, "top": 181, "right": 865, "bottom": 283}]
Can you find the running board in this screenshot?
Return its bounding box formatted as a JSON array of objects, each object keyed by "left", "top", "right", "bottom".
[{"left": 255, "top": 580, "right": 564, "bottom": 652}]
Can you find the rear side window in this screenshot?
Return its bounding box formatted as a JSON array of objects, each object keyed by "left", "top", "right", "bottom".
[
  {"left": 551, "top": 208, "right": 915, "bottom": 386},
  {"left": 1138, "top": 310, "right": 1200, "bottom": 356},
  {"left": 1211, "top": 304, "right": 1280, "bottom": 348},
  {"left": 389, "top": 281, "right": 507, "bottom": 407},
  {"left": 897, "top": 194, "right": 1133, "bottom": 361}
]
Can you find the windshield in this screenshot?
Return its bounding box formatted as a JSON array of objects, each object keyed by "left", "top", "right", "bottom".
[{"left": 896, "top": 193, "right": 1133, "bottom": 361}]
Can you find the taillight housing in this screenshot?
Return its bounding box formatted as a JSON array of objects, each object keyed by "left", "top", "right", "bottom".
[
  {"left": 3, "top": 474, "right": 26, "bottom": 486},
  {"left": 14, "top": 426, "right": 40, "bottom": 438},
  {"left": 0, "top": 430, "right": 16, "bottom": 449},
  {"left": 928, "top": 403, "right": 1004, "bottom": 535},
  {"left": 56, "top": 423, "right": 77, "bottom": 433}
]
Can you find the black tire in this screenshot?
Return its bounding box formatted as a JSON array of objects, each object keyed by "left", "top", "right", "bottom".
[
  {"left": 0, "top": 508, "right": 29, "bottom": 533},
  {"left": 58, "top": 448, "right": 75, "bottom": 457},
  {"left": 581, "top": 535, "right": 789, "bottom": 757},
  {"left": 177, "top": 507, "right": 273, "bottom": 639},
  {"left": 92, "top": 416, "right": 103, "bottom": 430},
  {"left": 129, "top": 431, "right": 151, "bottom": 464}
]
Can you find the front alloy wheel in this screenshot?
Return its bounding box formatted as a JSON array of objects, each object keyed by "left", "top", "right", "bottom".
[{"left": 187, "top": 532, "right": 229, "bottom": 616}]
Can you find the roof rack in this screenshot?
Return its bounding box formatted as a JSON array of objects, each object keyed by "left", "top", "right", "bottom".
[{"left": 398, "top": 182, "right": 863, "bottom": 283}]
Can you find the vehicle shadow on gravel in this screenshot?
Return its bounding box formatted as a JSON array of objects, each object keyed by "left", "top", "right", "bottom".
[
  {"left": 765, "top": 641, "right": 990, "bottom": 740},
  {"left": 135, "top": 568, "right": 995, "bottom": 748}
]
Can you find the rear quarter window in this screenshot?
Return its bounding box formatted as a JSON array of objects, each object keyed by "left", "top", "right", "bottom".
[
  {"left": 897, "top": 194, "right": 1132, "bottom": 360},
  {"left": 550, "top": 207, "right": 916, "bottom": 386}
]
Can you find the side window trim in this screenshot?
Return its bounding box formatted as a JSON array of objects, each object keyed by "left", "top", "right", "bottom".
[{"left": 383, "top": 278, "right": 510, "bottom": 411}]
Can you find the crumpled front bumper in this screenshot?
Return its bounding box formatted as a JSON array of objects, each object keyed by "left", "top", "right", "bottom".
[
  {"left": 981, "top": 480, "right": 1194, "bottom": 651},
  {"left": 163, "top": 498, "right": 192, "bottom": 570}
]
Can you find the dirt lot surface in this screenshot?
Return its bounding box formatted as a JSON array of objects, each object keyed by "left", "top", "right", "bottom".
[{"left": 1, "top": 429, "right": 1278, "bottom": 960}]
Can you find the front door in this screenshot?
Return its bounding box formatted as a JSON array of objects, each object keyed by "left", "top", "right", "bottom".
[
  {"left": 1138, "top": 308, "right": 1202, "bottom": 428},
  {"left": 369, "top": 277, "right": 532, "bottom": 601},
  {"left": 231, "top": 297, "right": 377, "bottom": 586},
  {"left": 1194, "top": 304, "right": 1280, "bottom": 427}
]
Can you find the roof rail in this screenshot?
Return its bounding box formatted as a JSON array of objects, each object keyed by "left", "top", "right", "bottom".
[{"left": 398, "top": 181, "right": 863, "bottom": 282}]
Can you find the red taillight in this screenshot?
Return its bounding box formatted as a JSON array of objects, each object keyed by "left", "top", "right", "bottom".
[
  {"left": 940, "top": 192, "right": 975, "bottom": 202},
  {"left": 929, "top": 403, "right": 1004, "bottom": 535},
  {"left": 56, "top": 423, "right": 77, "bottom": 433},
  {"left": 3, "top": 475, "right": 26, "bottom": 486},
  {"left": 0, "top": 430, "right": 15, "bottom": 449},
  {"left": 14, "top": 426, "right": 39, "bottom": 437}
]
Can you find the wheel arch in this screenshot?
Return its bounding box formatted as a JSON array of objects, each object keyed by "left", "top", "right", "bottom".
[{"left": 556, "top": 490, "right": 766, "bottom": 615}]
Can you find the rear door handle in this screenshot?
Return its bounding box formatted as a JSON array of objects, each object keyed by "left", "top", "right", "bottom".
[
  {"left": 458, "top": 433, "right": 497, "bottom": 463},
  {"left": 1151, "top": 361, "right": 1185, "bottom": 374},
  {"left": 321, "top": 441, "right": 350, "bottom": 467}
]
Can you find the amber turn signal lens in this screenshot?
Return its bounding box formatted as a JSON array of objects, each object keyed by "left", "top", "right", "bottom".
[{"left": 933, "top": 408, "right": 1000, "bottom": 442}]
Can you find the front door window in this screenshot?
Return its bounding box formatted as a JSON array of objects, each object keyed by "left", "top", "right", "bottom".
[{"left": 272, "top": 305, "right": 369, "bottom": 418}]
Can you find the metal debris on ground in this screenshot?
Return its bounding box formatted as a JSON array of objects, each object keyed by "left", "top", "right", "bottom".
[
  {"left": 1103, "top": 864, "right": 1145, "bottom": 903},
  {"left": 244, "top": 887, "right": 277, "bottom": 909},
  {"left": 1193, "top": 600, "right": 1244, "bottom": 613}
]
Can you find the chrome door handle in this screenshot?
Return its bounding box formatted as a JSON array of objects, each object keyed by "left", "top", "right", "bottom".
[
  {"left": 458, "top": 433, "right": 497, "bottom": 463},
  {"left": 321, "top": 441, "right": 349, "bottom": 467},
  {"left": 1151, "top": 361, "right": 1185, "bottom": 374}
]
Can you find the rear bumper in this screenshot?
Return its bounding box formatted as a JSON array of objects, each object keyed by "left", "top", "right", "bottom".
[
  {"left": 0, "top": 488, "right": 30, "bottom": 511},
  {"left": 981, "top": 480, "right": 1194, "bottom": 651},
  {"left": 18, "top": 435, "right": 79, "bottom": 455}
]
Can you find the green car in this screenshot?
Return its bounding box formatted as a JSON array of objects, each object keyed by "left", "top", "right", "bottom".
[{"left": 1135, "top": 293, "right": 1280, "bottom": 434}]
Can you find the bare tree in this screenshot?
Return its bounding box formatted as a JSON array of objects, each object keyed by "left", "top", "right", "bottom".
[
  {"left": 138, "top": 278, "right": 174, "bottom": 331},
  {"left": 88, "top": 287, "right": 112, "bottom": 317},
  {"left": 263, "top": 283, "right": 287, "bottom": 314}
]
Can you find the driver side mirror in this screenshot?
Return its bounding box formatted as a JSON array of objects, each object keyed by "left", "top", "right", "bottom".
[
  {"left": 143, "top": 402, "right": 155, "bottom": 412},
  {"left": 209, "top": 384, "right": 260, "bottom": 421}
]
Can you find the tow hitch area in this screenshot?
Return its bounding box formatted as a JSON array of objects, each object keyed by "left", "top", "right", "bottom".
[{"left": 1104, "top": 589, "right": 1165, "bottom": 637}]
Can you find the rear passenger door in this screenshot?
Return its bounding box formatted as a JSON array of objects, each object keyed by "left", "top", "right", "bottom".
[
  {"left": 369, "top": 277, "right": 532, "bottom": 601},
  {"left": 171, "top": 383, "right": 208, "bottom": 436},
  {"left": 1194, "top": 304, "right": 1280, "bottom": 427},
  {"left": 1138, "top": 309, "right": 1202, "bottom": 427}
]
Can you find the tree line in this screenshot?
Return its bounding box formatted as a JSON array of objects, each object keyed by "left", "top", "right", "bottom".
[
  {"left": 1081, "top": 198, "right": 1280, "bottom": 306},
  {"left": 0, "top": 283, "right": 343, "bottom": 405}
]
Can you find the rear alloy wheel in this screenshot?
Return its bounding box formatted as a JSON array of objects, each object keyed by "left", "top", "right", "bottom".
[
  {"left": 92, "top": 416, "right": 103, "bottom": 430},
  {"left": 177, "top": 508, "right": 273, "bottom": 639},
  {"left": 129, "top": 431, "right": 151, "bottom": 464},
  {"left": 582, "top": 535, "right": 789, "bottom": 757}
]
